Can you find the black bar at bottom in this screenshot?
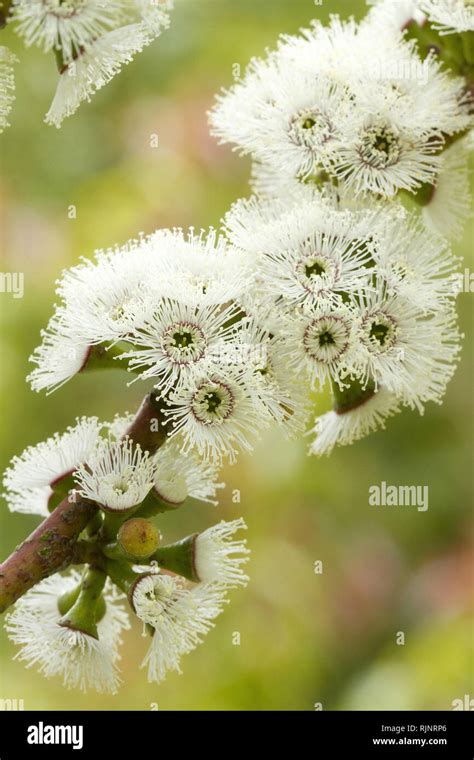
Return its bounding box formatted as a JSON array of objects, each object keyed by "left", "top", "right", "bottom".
[{"left": 0, "top": 710, "right": 472, "bottom": 757}]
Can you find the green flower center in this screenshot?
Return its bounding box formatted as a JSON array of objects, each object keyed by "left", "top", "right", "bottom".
[
  {"left": 296, "top": 252, "right": 337, "bottom": 294},
  {"left": 361, "top": 125, "right": 402, "bottom": 168},
  {"left": 303, "top": 316, "right": 351, "bottom": 363},
  {"left": 192, "top": 381, "right": 235, "bottom": 424},
  {"left": 302, "top": 116, "right": 317, "bottom": 130},
  {"left": 113, "top": 479, "right": 129, "bottom": 495},
  {"left": 305, "top": 259, "right": 327, "bottom": 278},
  {"left": 47, "top": 0, "right": 86, "bottom": 18},
  {"left": 369, "top": 322, "right": 390, "bottom": 346},
  {"left": 204, "top": 392, "right": 222, "bottom": 413},
  {"left": 290, "top": 108, "right": 333, "bottom": 150},
  {"left": 163, "top": 321, "right": 206, "bottom": 364},
  {"left": 364, "top": 312, "right": 398, "bottom": 353},
  {"left": 318, "top": 330, "right": 336, "bottom": 347},
  {"left": 172, "top": 330, "right": 194, "bottom": 348}
]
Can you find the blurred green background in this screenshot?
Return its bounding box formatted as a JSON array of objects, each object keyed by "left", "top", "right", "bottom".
[{"left": 0, "top": 0, "right": 472, "bottom": 711}]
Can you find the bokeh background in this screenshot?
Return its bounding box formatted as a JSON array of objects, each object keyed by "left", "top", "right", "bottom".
[{"left": 0, "top": 0, "right": 472, "bottom": 711}]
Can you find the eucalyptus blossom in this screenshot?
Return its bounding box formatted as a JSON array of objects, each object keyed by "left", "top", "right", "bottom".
[
  {"left": 0, "top": 0, "right": 174, "bottom": 128},
  {"left": 0, "top": 1, "right": 471, "bottom": 693}
]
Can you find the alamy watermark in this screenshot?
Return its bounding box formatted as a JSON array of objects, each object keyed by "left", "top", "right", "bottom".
[
  {"left": 0, "top": 272, "right": 24, "bottom": 299},
  {"left": 369, "top": 481, "right": 429, "bottom": 512},
  {"left": 368, "top": 59, "right": 430, "bottom": 85},
  {"left": 452, "top": 694, "right": 474, "bottom": 710},
  {"left": 27, "top": 721, "right": 83, "bottom": 750},
  {"left": 0, "top": 697, "right": 25, "bottom": 710}
]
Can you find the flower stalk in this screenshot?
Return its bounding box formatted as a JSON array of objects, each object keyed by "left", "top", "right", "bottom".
[
  {"left": 152, "top": 536, "right": 199, "bottom": 583},
  {"left": 59, "top": 567, "right": 107, "bottom": 639}
]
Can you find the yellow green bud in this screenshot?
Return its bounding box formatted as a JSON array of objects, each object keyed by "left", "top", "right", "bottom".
[{"left": 117, "top": 518, "right": 160, "bottom": 559}]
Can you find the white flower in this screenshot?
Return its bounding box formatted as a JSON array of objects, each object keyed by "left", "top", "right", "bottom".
[
  {"left": 422, "top": 136, "right": 473, "bottom": 240},
  {"left": 27, "top": 309, "right": 92, "bottom": 393},
  {"left": 328, "top": 116, "right": 442, "bottom": 197},
  {"left": 355, "top": 284, "right": 462, "bottom": 411},
  {"left": 146, "top": 228, "right": 253, "bottom": 307},
  {"left": 228, "top": 318, "right": 311, "bottom": 437},
  {"left": 11, "top": 0, "right": 129, "bottom": 62},
  {"left": 164, "top": 367, "right": 272, "bottom": 464},
  {"left": 0, "top": 47, "right": 16, "bottom": 133},
  {"left": 29, "top": 227, "right": 252, "bottom": 393},
  {"left": 211, "top": 58, "right": 351, "bottom": 180},
  {"left": 123, "top": 299, "right": 242, "bottom": 395},
  {"left": 224, "top": 196, "right": 377, "bottom": 309},
  {"left": 420, "top": 0, "right": 474, "bottom": 33},
  {"left": 152, "top": 441, "right": 224, "bottom": 506},
  {"left": 193, "top": 519, "right": 250, "bottom": 587},
  {"left": 56, "top": 241, "right": 157, "bottom": 345},
  {"left": 5, "top": 572, "right": 130, "bottom": 693},
  {"left": 132, "top": 573, "right": 178, "bottom": 628},
  {"left": 3, "top": 416, "right": 101, "bottom": 516},
  {"left": 132, "top": 573, "right": 229, "bottom": 684},
  {"left": 309, "top": 386, "right": 402, "bottom": 456},
  {"left": 371, "top": 209, "right": 462, "bottom": 308},
  {"left": 74, "top": 435, "right": 156, "bottom": 511},
  {"left": 279, "top": 306, "right": 362, "bottom": 391},
  {"left": 211, "top": 14, "right": 470, "bottom": 198},
  {"left": 211, "top": 19, "right": 381, "bottom": 181},
  {"left": 209, "top": 17, "right": 360, "bottom": 171},
  {"left": 45, "top": 14, "right": 170, "bottom": 128}
]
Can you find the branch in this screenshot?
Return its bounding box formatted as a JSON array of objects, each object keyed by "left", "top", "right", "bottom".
[{"left": 0, "top": 392, "right": 167, "bottom": 613}]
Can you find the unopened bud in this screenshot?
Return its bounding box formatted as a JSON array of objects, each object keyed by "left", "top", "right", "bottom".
[{"left": 118, "top": 518, "right": 160, "bottom": 559}]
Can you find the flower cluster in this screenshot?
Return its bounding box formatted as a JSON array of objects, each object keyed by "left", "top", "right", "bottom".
[
  {"left": 4, "top": 412, "right": 249, "bottom": 691},
  {"left": 210, "top": 14, "right": 471, "bottom": 211},
  {"left": 2, "top": 2, "right": 472, "bottom": 694},
  {"left": 28, "top": 228, "right": 303, "bottom": 462},
  {"left": 27, "top": 8, "right": 471, "bottom": 458},
  {"left": 223, "top": 192, "right": 463, "bottom": 454},
  {"left": 3, "top": 414, "right": 226, "bottom": 516},
  {"left": 208, "top": 8, "right": 471, "bottom": 454},
  {"left": 0, "top": 0, "right": 173, "bottom": 129}
]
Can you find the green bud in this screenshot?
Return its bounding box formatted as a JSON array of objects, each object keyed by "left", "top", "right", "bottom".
[{"left": 118, "top": 518, "right": 160, "bottom": 559}]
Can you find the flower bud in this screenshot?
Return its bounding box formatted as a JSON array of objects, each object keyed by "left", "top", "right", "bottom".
[{"left": 117, "top": 518, "right": 160, "bottom": 559}]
